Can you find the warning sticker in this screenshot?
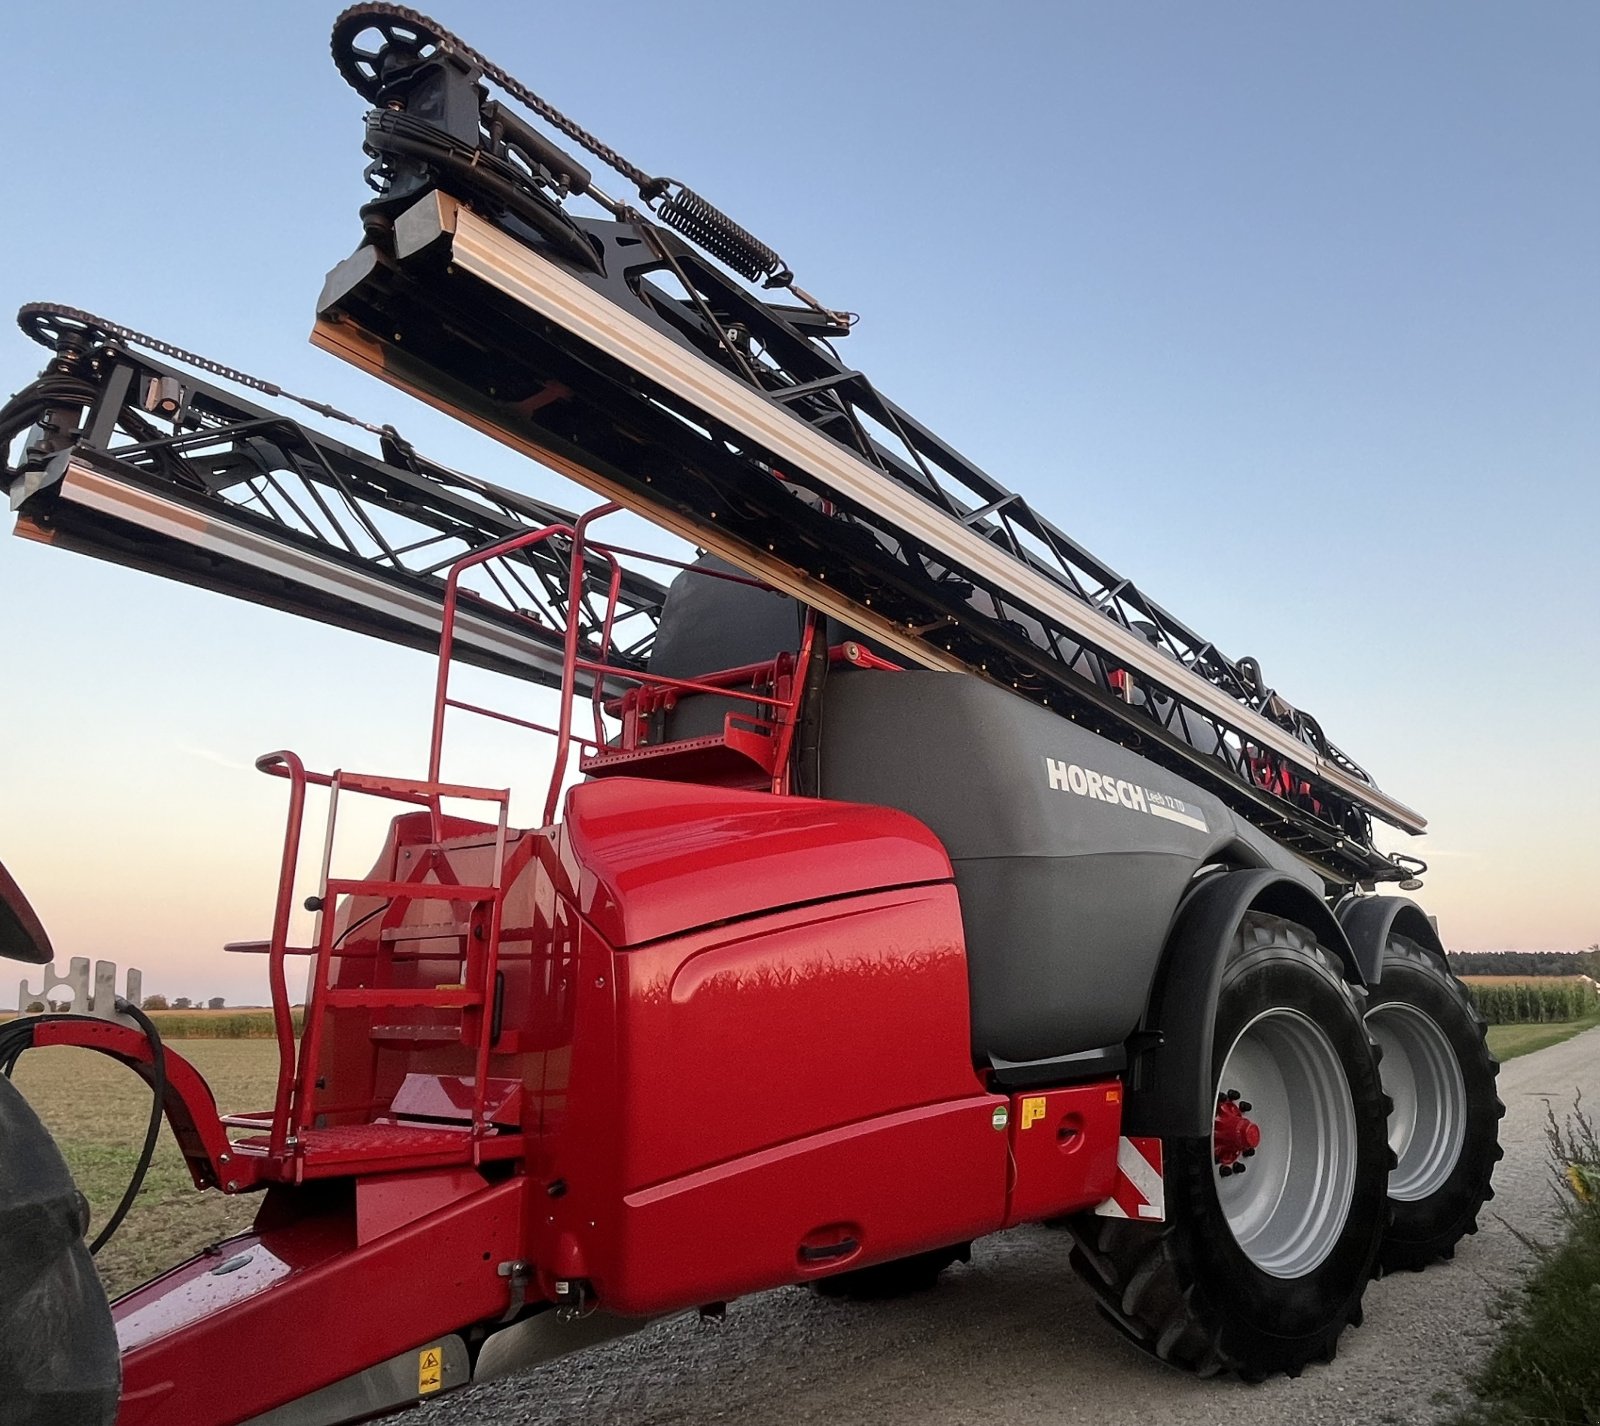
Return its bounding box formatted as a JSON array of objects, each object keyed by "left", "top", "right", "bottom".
[
  {"left": 418, "top": 1347, "right": 443, "bottom": 1396},
  {"left": 1020, "top": 1096, "right": 1047, "bottom": 1130}
]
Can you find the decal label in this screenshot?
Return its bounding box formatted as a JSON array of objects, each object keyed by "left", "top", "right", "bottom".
[
  {"left": 991, "top": 1105, "right": 1010, "bottom": 1131},
  {"left": 1020, "top": 1096, "right": 1047, "bottom": 1130},
  {"left": 1044, "top": 757, "right": 1208, "bottom": 833},
  {"left": 418, "top": 1347, "right": 443, "bottom": 1396}
]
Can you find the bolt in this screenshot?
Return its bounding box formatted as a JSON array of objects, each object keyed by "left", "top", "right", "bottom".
[
  {"left": 1226, "top": 1089, "right": 1241, "bottom": 1101},
  {"left": 1234, "top": 1162, "right": 1247, "bottom": 1174},
  {"left": 1244, "top": 1148, "right": 1256, "bottom": 1158},
  {"left": 1238, "top": 1101, "right": 1253, "bottom": 1112}
]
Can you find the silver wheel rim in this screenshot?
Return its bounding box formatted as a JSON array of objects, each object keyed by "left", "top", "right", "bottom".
[
  {"left": 1214, "top": 1008, "right": 1358, "bottom": 1278},
  {"left": 1366, "top": 1001, "right": 1467, "bottom": 1201}
]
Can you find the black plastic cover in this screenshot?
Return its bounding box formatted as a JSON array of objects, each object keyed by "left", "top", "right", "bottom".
[{"left": 818, "top": 670, "right": 1309, "bottom": 1064}]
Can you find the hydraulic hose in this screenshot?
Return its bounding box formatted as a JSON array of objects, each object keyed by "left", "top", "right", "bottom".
[{"left": 0, "top": 999, "right": 168, "bottom": 1256}]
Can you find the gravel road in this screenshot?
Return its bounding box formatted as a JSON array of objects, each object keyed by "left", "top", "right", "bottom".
[{"left": 422, "top": 1027, "right": 1599, "bottom": 1426}]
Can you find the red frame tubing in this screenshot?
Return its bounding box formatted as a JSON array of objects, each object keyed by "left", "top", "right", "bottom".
[{"left": 28, "top": 1019, "right": 245, "bottom": 1192}]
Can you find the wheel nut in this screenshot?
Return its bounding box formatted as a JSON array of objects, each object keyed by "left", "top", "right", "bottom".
[
  {"left": 1243, "top": 1148, "right": 1256, "bottom": 1158},
  {"left": 1218, "top": 1163, "right": 1233, "bottom": 1176},
  {"left": 1234, "top": 1163, "right": 1247, "bottom": 1174},
  {"left": 1226, "top": 1089, "right": 1241, "bottom": 1101},
  {"left": 1238, "top": 1101, "right": 1253, "bottom": 1112}
]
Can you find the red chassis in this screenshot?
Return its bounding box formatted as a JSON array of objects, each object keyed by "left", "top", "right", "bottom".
[{"left": 37, "top": 514, "right": 1132, "bottom": 1425}]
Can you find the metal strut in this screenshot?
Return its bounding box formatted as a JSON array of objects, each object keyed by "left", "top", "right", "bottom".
[
  {"left": 316, "top": 8, "right": 1427, "bottom": 886},
  {"left": 0, "top": 303, "right": 668, "bottom": 693}
]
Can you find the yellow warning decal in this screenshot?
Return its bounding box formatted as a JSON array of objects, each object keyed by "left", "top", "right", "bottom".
[
  {"left": 1106, "top": 1087, "right": 1121, "bottom": 1103},
  {"left": 418, "top": 1346, "right": 443, "bottom": 1396},
  {"left": 1020, "top": 1096, "right": 1047, "bottom": 1130}
]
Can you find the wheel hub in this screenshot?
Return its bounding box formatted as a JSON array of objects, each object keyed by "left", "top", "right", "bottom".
[
  {"left": 1214, "top": 1090, "right": 1261, "bottom": 1173},
  {"left": 1212, "top": 1007, "right": 1359, "bottom": 1278}
]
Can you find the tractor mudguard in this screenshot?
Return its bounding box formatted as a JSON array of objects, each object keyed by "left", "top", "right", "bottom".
[
  {"left": 1122, "top": 869, "right": 1360, "bottom": 1139},
  {"left": 0, "top": 859, "right": 53, "bottom": 965},
  {"left": 1336, "top": 894, "right": 1446, "bottom": 985}
]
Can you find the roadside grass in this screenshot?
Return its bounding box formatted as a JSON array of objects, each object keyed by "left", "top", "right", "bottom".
[
  {"left": 1450, "top": 1105, "right": 1600, "bottom": 1425},
  {"left": 1487, "top": 1007, "right": 1600, "bottom": 1062},
  {"left": 10, "top": 1039, "right": 280, "bottom": 1298}
]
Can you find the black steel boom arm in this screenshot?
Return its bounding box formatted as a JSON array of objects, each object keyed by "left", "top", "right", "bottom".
[
  {"left": 0, "top": 305, "right": 667, "bottom": 693},
  {"left": 310, "top": 7, "right": 1425, "bottom": 887}
]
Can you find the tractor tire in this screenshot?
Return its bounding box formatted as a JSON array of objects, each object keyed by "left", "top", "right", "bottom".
[
  {"left": 1067, "top": 914, "right": 1389, "bottom": 1380},
  {"left": 1364, "top": 934, "right": 1503, "bottom": 1272},
  {"left": 813, "top": 1243, "right": 970, "bottom": 1300},
  {"left": 0, "top": 1076, "right": 119, "bottom": 1426}
]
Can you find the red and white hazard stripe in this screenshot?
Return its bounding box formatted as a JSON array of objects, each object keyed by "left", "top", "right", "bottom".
[{"left": 1093, "top": 1136, "right": 1165, "bottom": 1221}]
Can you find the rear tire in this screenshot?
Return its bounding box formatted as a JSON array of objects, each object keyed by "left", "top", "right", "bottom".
[
  {"left": 1364, "top": 934, "right": 1503, "bottom": 1272},
  {"left": 1067, "top": 914, "right": 1389, "bottom": 1379},
  {"left": 0, "top": 1076, "right": 119, "bottom": 1426}
]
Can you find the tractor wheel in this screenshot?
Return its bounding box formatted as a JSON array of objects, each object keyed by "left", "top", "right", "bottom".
[
  {"left": 0, "top": 1076, "right": 120, "bottom": 1426},
  {"left": 1364, "top": 935, "right": 1503, "bottom": 1272},
  {"left": 812, "top": 1243, "right": 970, "bottom": 1300},
  {"left": 1068, "top": 914, "right": 1389, "bottom": 1379}
]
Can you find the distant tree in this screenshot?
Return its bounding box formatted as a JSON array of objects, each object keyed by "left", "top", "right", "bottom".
[
  {"left": 24, "top": 1000, "right": 45, "bottom": 1014},
  {"left": 172, "top": 996, "right": 193, "bottom": 1010},
  {"left": 207, "top": 997, "right": 225, "bottom": 1010},
  {"left": 47, "top": 999, "right": 71, "bottom": 1013},
  {"left": 1449, "top": 950, "right": 1596, "bottom": 978},
  {"left": 141, "top": 994, "right": 170, "bottom": 1011}
]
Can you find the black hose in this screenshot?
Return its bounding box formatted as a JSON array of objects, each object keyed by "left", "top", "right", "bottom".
[
  {"left": 88, "top": 1000, "right": 166, "bottom": 1256},
  {"left": 0, "top": 1002, "right": 168, "bottom": 1256}
]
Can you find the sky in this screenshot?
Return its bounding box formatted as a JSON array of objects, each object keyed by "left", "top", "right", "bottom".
[{"left": 2, "top": 2, "right": 1596, "bottom": 1005}]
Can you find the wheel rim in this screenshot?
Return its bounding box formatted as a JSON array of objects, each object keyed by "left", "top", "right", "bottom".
[
  {"left": 1214, "top": 1008, "right": 1358, "bottom": 1278},
  {"left": 1366, "top": 1001, "right": 1467, "bottom": 1201}
]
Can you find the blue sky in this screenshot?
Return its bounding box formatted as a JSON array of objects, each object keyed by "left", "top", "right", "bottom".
[{"left": 3, "top": 2, "right": 1596, "bottom": 1003}]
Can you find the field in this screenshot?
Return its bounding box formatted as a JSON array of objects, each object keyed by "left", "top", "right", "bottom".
[{"left": 11, "top": 1039, "right": 280, "bottom": 1298}]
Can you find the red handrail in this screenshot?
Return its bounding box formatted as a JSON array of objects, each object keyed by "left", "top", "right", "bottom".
[{"left": 252, "top": 751, "right": 314, "bottom": 1159}]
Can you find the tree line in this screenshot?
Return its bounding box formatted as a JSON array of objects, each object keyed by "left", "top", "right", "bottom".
[{"left": 1448, "top": 947, "right": 1600, "bottom": 980}]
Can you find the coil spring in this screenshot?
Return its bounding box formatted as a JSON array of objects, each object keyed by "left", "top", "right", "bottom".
[{"left": 657, "top": 186, "right": 789, "bottom": 287}]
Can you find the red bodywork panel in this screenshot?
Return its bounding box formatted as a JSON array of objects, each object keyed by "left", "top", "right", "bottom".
[
  {"left": 1004, "top": 1084, "right": 1124, "bottom": 1226},
  {"left": 87, "top": 776, "right": 1127, "bottom": 1424},
  {"left": 562, "top": 777, "right": 953, "bottom": 946}
]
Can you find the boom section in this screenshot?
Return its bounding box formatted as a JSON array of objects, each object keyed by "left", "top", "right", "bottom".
[
  {"left": 0, "top": 305, "right": 666, "bottom": 692},
  {"left": 314, "top": 7, "right": 1424, "bottom": 885}
]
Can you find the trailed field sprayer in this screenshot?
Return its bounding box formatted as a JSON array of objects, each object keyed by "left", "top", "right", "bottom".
[{"left": 0, "top": 9, "right": 1502, "bottom": 1423}]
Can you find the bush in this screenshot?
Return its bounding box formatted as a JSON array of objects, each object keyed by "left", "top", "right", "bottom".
[
  {"left": 1453, "top": 1100, "right": 1600, "bottom": 1424},
  {"left": 141, "top": 994, "right": 170, "bottom": 1011}
]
